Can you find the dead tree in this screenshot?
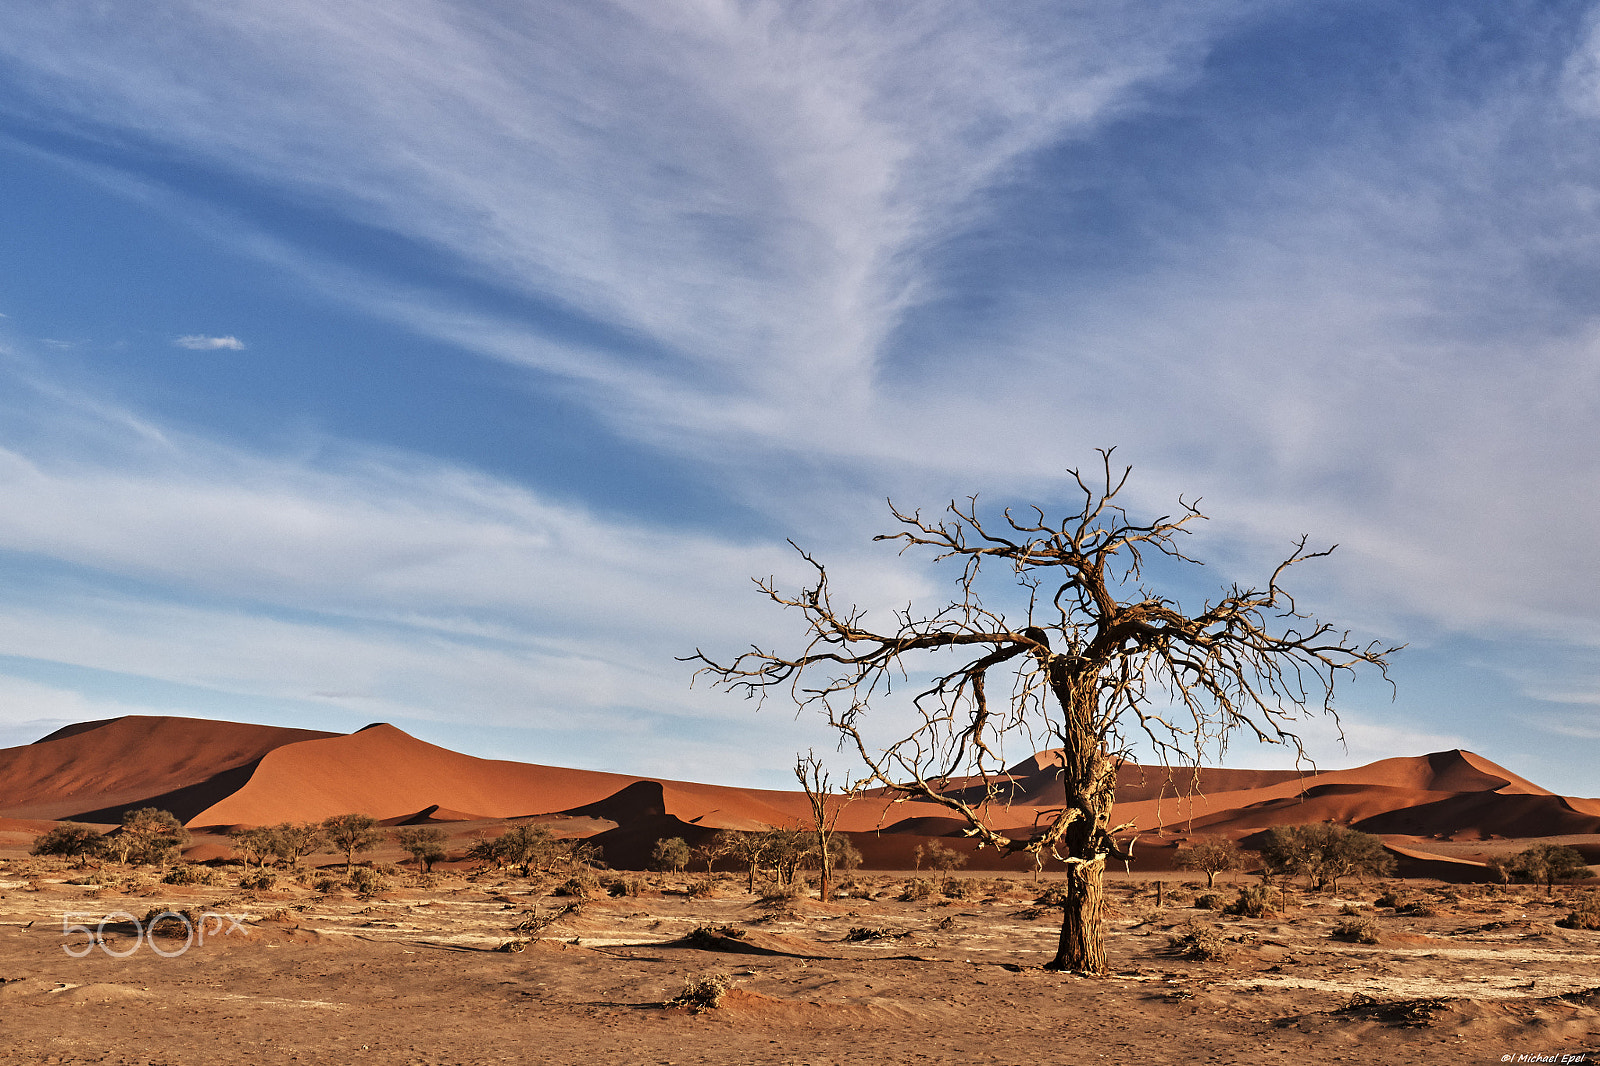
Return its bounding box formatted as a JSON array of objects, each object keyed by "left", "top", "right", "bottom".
[
  {"left": 795, "top": 750, "right": 855, "bottom": 901},
  {"left": 688, "top": 451, "right": 1401, "bottom": 974}
]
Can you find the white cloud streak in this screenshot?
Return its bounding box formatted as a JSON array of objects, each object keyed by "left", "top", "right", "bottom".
[{"left": 174, "top": 334, "right": 244, "bottom": 350}]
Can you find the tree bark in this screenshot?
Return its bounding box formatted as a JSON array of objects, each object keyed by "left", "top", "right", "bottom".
[{"left": 1049, "top": 857, "right": 1108, "bottom": 974}]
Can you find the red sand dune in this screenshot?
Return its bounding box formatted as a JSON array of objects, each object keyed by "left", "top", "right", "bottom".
[
  {"left": 0, "top": 716, "right": 335, "bottom": 822},
  {"left": 1, "top": 716, "right": 1595, "bottom": 876}
]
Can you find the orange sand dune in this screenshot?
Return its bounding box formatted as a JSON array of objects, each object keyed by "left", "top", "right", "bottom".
[
  {"left": 0, "top": 715, "right": 335, "bottom": 822},
  {"left": 3, "top": 716, "right": 1594, "bottom": 876},
  {"left": 185, "top": 723, "right": 952, "bottom": 831}
]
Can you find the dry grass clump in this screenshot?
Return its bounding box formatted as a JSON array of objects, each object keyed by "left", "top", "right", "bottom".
[
  {"left": 666, "top": 971, "right": 734, "bottom": 1012},
  {"left": 162, "top": 863, "right": 220, "bottom": 886},
  {"left": 1193, "top": 892, "right": 1224, "bottom": 911},
  {"left": 239, "top": 869, "right": 278, "bottom": 891},
  {"left": 1167, "top": 919, "right": 1231, "bottom": 961},
  {"left": 1558, "top": 893, "right": 1600, "bottom": 930},
  {"left": 683, "top": 924, "right": 746, "bottom": 947},
  {"left": 1331, "top": 917, "right": 1382, "bottom": 944}
]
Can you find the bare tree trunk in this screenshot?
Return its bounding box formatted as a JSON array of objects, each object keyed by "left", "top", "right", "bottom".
[{"left": 1050, "top": 858, "right": 1108, "bottom": 974}]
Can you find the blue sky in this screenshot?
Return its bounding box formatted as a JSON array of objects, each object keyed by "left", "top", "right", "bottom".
[{"left": 0, "top": 1, "right": 1597, "bottom": 795}]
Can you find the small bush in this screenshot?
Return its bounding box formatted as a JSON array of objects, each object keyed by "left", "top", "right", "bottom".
[
  {"left": 1035, "top": 885, "right": 1069, "bottom": 908},
  {"left": 1223, "top": 884, "right": 1280, "bottom": 918},
  {"left": 552, "top": 874, "right": 597, "bottom": 899},
  {"left": 1193, "top": 893, "right": 1224, "bottom": 911},
  {"left": 683, "top": 924, "right": 747, "bottom": 947},
  {"left": 1332, "top": 918, "right": 1381, "bottom": 944},
  {"left": 842, "top": 926, "right": 901, "bottom": 941},
  {"left": 900, "top": 878, "right": 935, "bottom": 902},
  {"left": 348, "top": 867, "right": 389, "bottom": 897},
  {"left": 684, "top": 877, "right": 718, "bottom": 899},
  {"left": 667, "top": 971, "right": 734, "bottom": 1012},
  {"left": 1395, "top": 900, "right": 1437, "bottom": 918},
  {"left": 312, "top": 875, "right": 341, "bottom": 893},
  {"left": 141, "top": 907, "right": 199, "bottom": 940},
  {"left": 1167, "top": 919, "right": 1230, "bottom": 961},
  {"left": 163, "top": 863, "right": 217, "bottom": 886},
  {"left": 1339, "top": 902, "right": 1369, "bottom": 916},
  {"left": 941, "top": 878, "right": 975, "bottom": 900},
  {"left": 601, "top": 875, "right": 642, "bottom": 897},
  {"left": 1558, "top": 901, "right": 1600, "bottom": 931},
  {"left": 239, "top": 869, "right": 278, "bottom": 891},
  {"left": 1374, "top": 888, "right": 1409, "bottom": 909}
]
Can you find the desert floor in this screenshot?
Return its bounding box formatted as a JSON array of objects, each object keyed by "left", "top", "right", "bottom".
[{"left": 2, "top": 858, "right": 1598, "bottom": 1066}]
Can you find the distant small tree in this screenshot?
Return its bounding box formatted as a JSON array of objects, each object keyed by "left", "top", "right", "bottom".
[
  {"left": 1260, "top": 823, "right": 1392, "bottom": 892},
  {"left": 1504, "top": 844, "right": 1596, "bottom": 896},
  {"left": 466, "top": 834, "right": 507, "bottom": 871},
  {"left": 692, "top": 831, "right": 735, "bottom": 874},
  {"left": 651, "top": 837, "right": 692, "bottom": 874},
  {"left": 827, "top": 833, "right": 863, "bottom": 875},
  {"left": 271, "top": 822, "right": 324, "bottom": 868},
  {"left": 915, "top": 840, "right": 967, "bottom": 874},
  {"left": 395, "top": 827, "right": 449, "bottom": 874},
  {"left": 495, "top": 823, "right": 562, "bottom": 877},
  {"left": 762, "top": 828, "right": 813, "bottom": 890},
  {"left": 230, "top": 826, "right": 281, "bottom": 869},
  {"left": 722, "top": 831, "right": 770, "bottom": 892},
  {"left": 30, "top": 823, "right": 103, "bottom": 860},
  {"left": 1175, "top": 836, "right": 1245, "bottom": 889},
  {"left": 114, "top": 808, "right": 191, "bottom": 866},
  {"left": 322, "top": 813, "right": 384, "bottom": 874}
]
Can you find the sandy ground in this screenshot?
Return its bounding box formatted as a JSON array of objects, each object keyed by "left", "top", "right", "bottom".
[{"left": 2, "top": 859, "right": 1598, "bottom": 1066}]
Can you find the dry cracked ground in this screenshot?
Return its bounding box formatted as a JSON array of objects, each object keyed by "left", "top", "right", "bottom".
[{"left": 2, "top": 858, "right": 1598, "bottom": 1066}]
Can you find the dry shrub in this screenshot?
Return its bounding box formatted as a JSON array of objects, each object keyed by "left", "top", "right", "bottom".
[
  {"left": 603, "top": 875, "right": 642, "bottom": 897},
  {"left": 1193, "top": 892, "right": 1224, "bottom": 911},
  {"left": 1332, "top": 917, "right": 1381, "bottom": 944},
  {"left": 1035, "top": 885, "right": 1069, "bottom": 908},
  {"left": 553, "top": 874, "right": 598, "bottom": 899},
  {"left": 1559, "top": 906, "right": 1600, "bottom": 931},
  {"left": 842, "top": 926, "right": 901, "bottom": 941},
  {"left": 901, "top": 878, "right": 935, "bottom": 902},
  {"left": 684, "top": 877, "right": 717, "bottom": 899},
  {"left": 1374, "top": 888, "right": 1410, "bottom": 909},
  {"left": 1395, "top": 900, "right": 1437, "bottom": 917},
  {"left": 239, "top": 869, "right": 278, "bottom": 891},
  {"left": 141, "top": 907, "right": 199, "bottom": 939},
  {"left": 684, "top": 924, "right": 746, "bottom": 947},
  {"left": 1224, "top": 884, "right": 1280, "bottom": 918},
  {"left": 666, "top": 971, "right": 734, "bottom": 1012},
  {"left": 1339, "top": 902, "right": 1370, "bottom": 916},
  {"left": 1167, "top": 919, "right": 1230, "bottom": 961},
  {"left": 163, "top": 863, "right": 218, "bottom": 886}
]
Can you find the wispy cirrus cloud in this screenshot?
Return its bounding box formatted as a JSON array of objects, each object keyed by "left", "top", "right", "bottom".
[{"left": 0, "top": 3, "right": 1598, "bottom": 790}]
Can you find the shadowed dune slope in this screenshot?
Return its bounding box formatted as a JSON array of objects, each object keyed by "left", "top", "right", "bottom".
[
  {"left": 186, "top": 723, "right": 954, "bottom": 830},
  {"left": 0, "top": 716, "right": 335, "bottom": 822}
]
